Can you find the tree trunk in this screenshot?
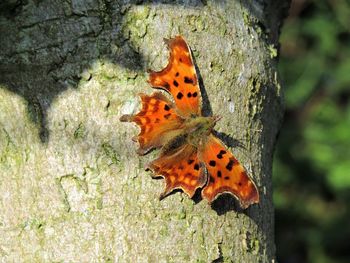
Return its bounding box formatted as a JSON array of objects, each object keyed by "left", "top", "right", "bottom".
[{"left": 0, "top": 0, "right": 288, "bottom": 262}]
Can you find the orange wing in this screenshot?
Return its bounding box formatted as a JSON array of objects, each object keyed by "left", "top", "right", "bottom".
[
  {"left": 199, "top": 135, "right": 259, "bottom": 208},
  {"left": 148, "top": 36, "right": 202, "bottom": 117},
  {"left": 147, "top": 143, "right": 207, "bottom": 199},
  {"left": 120, "top": 92, "right": 184, "bottom": 155}
]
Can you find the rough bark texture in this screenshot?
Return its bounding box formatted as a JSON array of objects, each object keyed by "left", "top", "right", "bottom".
[{"left": 0, "top": 0, "right": 288, "bottom": 262}]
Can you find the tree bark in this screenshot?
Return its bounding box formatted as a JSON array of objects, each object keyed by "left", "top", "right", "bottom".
[{"left": 0, "top": 0, "right": 288, "bottom": 262}]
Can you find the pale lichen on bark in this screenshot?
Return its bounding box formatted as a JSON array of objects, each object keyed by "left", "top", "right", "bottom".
[{"left": 0, "top": 0, "right": 288, "bottom": 262}]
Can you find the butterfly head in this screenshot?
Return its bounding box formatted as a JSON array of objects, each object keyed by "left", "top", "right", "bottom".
[
  {"left": 184, "top": 115, "right": 220, "bottom": 140},
  {"left": 212, "top": 115, "right": 222, "bottom": 124},
  {"left": 204, "top": 115, "right": 221, "bottom": 131}
]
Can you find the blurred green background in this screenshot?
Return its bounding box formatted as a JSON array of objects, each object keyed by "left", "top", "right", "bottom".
[{"left": 275, "top": 0, "right": 350, "bottom": 262}]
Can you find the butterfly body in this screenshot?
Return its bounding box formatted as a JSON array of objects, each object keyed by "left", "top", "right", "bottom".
[
  {"left": 121, "top": 36, "right": 259, "bottom": 208},
  {"left": 182, "top": 116, "right": 217, "bottom": 143},
  {"left": 159, "top": 116, "right": 216, "bottom": 161}
]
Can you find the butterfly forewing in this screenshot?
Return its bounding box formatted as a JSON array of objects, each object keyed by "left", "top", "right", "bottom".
[
  {"left": 120, "top": 92, "right": 184, "bottom": 155},
  {"left": 148, "top": 36, "right": 202, "bottom": 117}
]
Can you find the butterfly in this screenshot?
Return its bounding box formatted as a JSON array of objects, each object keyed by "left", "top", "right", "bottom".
[{"left": 120, "top": 36, "right": 259, "bottom": 209}]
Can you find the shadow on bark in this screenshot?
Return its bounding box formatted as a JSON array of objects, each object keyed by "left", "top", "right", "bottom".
[
  {"left": 0, "top": 0, "right": 271, "bottom": 143},
  {"left": 0, "top": 0, "right": 143, "bottom": 142}
]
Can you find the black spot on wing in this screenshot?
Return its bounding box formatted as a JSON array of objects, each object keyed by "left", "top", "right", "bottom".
[
  {"left": 226, "top": 158, "right": 235, "bottom": 171},
  {"left": 217, "top": 150, "right": 227, "bottom": 159},
  {"left": 209, "top": 160, "right": 216, "bottom": 167},
  {"left": 173, "top": 80, "right": 179, "bottom": 87},
  {"left": 164, "top": 113, "right": 171, "bottom": 119},
  {"left": 194, "top": 163, "right": 200, "bottom": 170},
  {"left": 184, "top": 76, "right": 194, "bottom": 84},
  {"left": 164, "top": 104, "right": 170, "bottom": 111},
  {"left": 177, "top": 92, "right": 184, "bottom": 100},
  {"left": 217, "top": 170, "right": 222, "bottom": 178}
]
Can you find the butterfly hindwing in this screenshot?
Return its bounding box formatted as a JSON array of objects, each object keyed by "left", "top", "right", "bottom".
[
  {"left": 147, "top": 143, "right": 207, "bottom": 199},
  {"left": 148, "top": 36, "right": 202, "bottom": 117},
  {"left": 120, "top": 92, "right": 184, "bottom": 155},
  {"left": 199, "top": 135, "right": 259, "bottom": 208}
]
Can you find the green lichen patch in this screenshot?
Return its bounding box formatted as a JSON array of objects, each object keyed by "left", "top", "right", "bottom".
[
  {"left": 242, "top": 9, "right": 268, "bottom": 38},
  {"left": 241, "top": 230, "right": 260, "bottom": 255},
  {"left": 56, "top": 166, "right": 105, "bottom": 213},
  {"left": 123, "top": 6, "right": 151, "bottom": 41},
  {"left": 57, "top": 174, "right": 89, "bottom": 212},
  {"left": 21, "top": 217, "right": 46, "bottom": 232},
  {"left": 0, "top": 128, "right": 17, "bottom": 166},
  {"left": 186, "top": 15, "right": 207, "bottom": 32},
  {"left": 101, "top": 142, "right": 120, "bottom": 165},
  {"left": 97, "top": 60, "right": 141, "bottom": 85},
  {"left": 73, "top": 122, "right": 86, "bottom": 139},
  {"left": 267, "top": 44, "right": 278, "bottom": 58},
  {"left": 247, "top": 77, "right": 265, "bottom": 120}
]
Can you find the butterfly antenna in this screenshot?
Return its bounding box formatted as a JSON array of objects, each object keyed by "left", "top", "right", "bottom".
[{"left": 213, "top": 115, "right": 222, "bottom": 123}]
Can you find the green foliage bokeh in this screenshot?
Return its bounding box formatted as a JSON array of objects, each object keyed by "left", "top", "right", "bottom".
[{"left": 275, "top": 1, "right": 350, "bottom": 262}]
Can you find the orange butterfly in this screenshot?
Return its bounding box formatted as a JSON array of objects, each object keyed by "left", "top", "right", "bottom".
[{"left": 120, "top": 36, "right": 259, "bottom": 209}]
